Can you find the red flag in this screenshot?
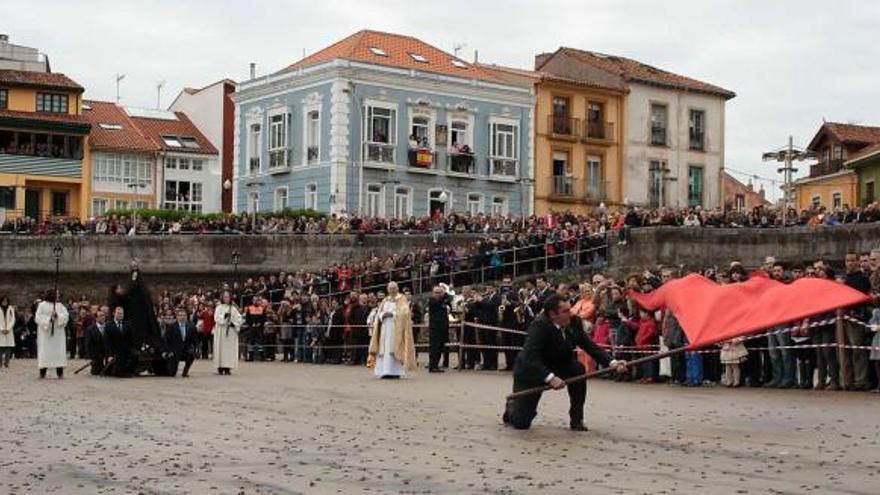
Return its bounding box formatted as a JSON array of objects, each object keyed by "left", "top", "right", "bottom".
[{"left": 628, "top": 274, "right": 871, "bottom": 349}]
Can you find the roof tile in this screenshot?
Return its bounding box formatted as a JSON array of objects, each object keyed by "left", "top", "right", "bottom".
[
  {"left": 128, "top": 111, "right": 218, "bottom": 155},
  {"left": 285, "top": 29, "right": 500, "bottom": 82},
  {"left": 0, "top": 69, "right": 84, "bottom": 92},
  {"left": 82, "top": 100, "right": 159, "bottom": 153}
]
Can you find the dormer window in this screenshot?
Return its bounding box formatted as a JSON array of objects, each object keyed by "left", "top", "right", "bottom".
[
  {"left": 162, "top": 135, "right": 183, "bottom": 147},
  {"left": 409, "top": 53, "right": 428, "bottom": 63},
  {"left": 451, "top": 59, "right": 467, "bottom": 68},
  {"left": 369, "top": 47, "right": 388, "bottom": 57},
  {"left": 99, "top": 123, "right": 122, "bottom": 131},
  {"left": 180, "top": 136, "right": 199, "bottom": 149}
]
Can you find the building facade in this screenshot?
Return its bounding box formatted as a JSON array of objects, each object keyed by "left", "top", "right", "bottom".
[
  {"left": 233, "top": 30, "right": 534, "bottom": 218},
  {"left": 126, "top": 107, "right": 221, "bottom": 213},
  {"left": 82, "top": 100, "right": 159, "bottom": 215},
  {"left": 722, "top": 171, "right": 770, "bottom": 212},
  {"left": 845, "top": 143, "right": 880, "bottom": 206},
  {"left": 793, "top": 122, "right": 880, "bottom": 210},
  {"left": 484, "top": 50, "right": 627, "bottom": 215},
  {"left": 0, "top": 35, "right": 49, "bottom": 73},
  {"left": 169, "top": 79, "right": 236, "bottom": 212},
  {"left": 0, "top": 68, "right": 91, "bottom": 220}
]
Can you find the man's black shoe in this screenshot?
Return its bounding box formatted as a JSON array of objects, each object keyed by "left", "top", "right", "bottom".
[
  {"left": 570, "top": 423, "right": 589, "bottom": 432},
  {"left": 428, "top": 368, "right": 445, "bottom": 373}
]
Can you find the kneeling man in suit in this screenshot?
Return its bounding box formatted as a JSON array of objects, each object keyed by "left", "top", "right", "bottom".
[
  {"left": 503, "top": 294, "right": 627, "bottom": 431},
  {"left": 165, "top": 308, "right": 197, "bottom": 377}
]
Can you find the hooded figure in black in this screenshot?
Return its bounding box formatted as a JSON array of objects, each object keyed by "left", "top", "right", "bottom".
[{"left": 108, "top": 261, "right": 168, "bottom": 375}]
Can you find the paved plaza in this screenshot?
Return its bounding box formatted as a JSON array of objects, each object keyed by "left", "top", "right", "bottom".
[{"left": 1, "top": 360, "right": 878, "bottom": 494}]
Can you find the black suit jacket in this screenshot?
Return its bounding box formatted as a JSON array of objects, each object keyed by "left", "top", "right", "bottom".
[
  {"left": 105, "top": 320, "right": 131, "bottom": 358},
  {"left": 164, "top": 321, "right": 197, "bottom": 361},
  {"left": 513, "top": 314, "right": 612, "bottom": 386},
  {"left": 85, "top": 323, "right": 108, "bottom": 361}
]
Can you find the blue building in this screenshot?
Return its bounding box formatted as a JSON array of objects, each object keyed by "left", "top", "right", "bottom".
[{"left": 233, "top": 30, "right": 535, "bottom": 219}]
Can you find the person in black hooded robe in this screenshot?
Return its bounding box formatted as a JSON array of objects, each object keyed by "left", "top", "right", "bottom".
[{"left": 108, "top": 260, "right": 168, "bottom": 376}]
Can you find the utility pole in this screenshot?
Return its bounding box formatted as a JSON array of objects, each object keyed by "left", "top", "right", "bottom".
[
  {"left": 156, "top": 80, "right": 166, "bottom": 109},
  {"left": 115, "top": 74, "right": 126, "bottom": 104},
  {"left": 762, "top": 136, "right": 814, "bottom": 225}
]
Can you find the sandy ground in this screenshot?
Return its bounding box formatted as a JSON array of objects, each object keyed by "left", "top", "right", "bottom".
[{"left": 1, "top": 358, "right": 879, "bottom": 495}]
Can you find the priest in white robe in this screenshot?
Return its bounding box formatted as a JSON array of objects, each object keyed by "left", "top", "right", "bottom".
[
  {"left": 213, "top": 291, "right": 244, "bottom": 375},
  {"left": 35, "top": 292, "right": 69, "bottom": 379},
  {"left": 368, "top": 282, "right": 417, "bottom": 379}
]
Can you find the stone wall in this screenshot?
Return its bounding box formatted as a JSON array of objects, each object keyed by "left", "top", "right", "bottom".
[
  {"left": 0, "top": 233, "right": 484, "bottom": 275},
  {"left": 609, "top": 223, "right": 880, "bottom": 272}
]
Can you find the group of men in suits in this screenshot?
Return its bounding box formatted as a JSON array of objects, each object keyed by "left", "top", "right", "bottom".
[{"left": 85, "top": 306, "right": 197, "bottom": 377}]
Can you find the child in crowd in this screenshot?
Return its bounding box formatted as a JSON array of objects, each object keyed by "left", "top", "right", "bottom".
[
  {"left": 306, "top": 314, "right": 323, "bottom": 364},
  {"left": 633, "top": 307, "right": 659, "bottom": 383},
  {"left": 720, "top": 337, "right": 748, "bottom": 387}
]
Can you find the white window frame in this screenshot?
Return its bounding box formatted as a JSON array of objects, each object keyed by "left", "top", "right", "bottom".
[
  {"left": 811, "top": 195, "right": 821, "bottom": 209},
  {"left": 363, "top": 100, "right": 397, "bottom": 164},
  {"left": 408, "top": 107, "right": 435, "bottom": 150},
  {"left": 247, "top": 118, "right": 262, "bottom": 174},
  {"left": 304, "top": 183, "right": 318, "bottom": 210},
  {"left": 467, "top": 192, "right": 483, "bottom": 215},
  {"left": 448, "top": 117, "right": 473, "bottom": 150},
  {"left": 488, "top": 116, "right": 519, "bottom": 177},
  {"left": 832, "top": 191, "right": 842, "bottom": 209},
  {"left": 366, "top": 182, "right": 385, "bottom": 218},
  {"left": 115, "top": 199, "right": 130, "bottom": 210},
  {"left": 394, "top": 186, "right": 412, "bottom": 219},
  {"left": 92, "top": 198, "right": 108, "bottom": 216},
  {"left": 274, "top": 186, "right": 288, "bottom": 211},
  {"left": 302, "top": 105, "right": 321, "bottom": 166},
  {"left": 491, "top": 195, "right": 509, "bottom": 216},
  {"left": 267, "top": 108, "right": 290, "bottom": 169},
  {"left": 427, "top": 188, "right": 453, "bottom": 215},
  {"left": 164, "top": 180, "right": 204, "bottom": 212}
]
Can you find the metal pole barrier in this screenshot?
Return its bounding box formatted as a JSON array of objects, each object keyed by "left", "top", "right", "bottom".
[
  {"left": 513, "top": 245, "right": 518, "bottom": 278},
  {"left": 544, "top": 242, "right": 549, "bottom": 272},
  {"left": 835, "top": 309, "right": 848, "bottom": 388},
  {"left": 457, "top": 320, "right": 465, "bottom": 371}
]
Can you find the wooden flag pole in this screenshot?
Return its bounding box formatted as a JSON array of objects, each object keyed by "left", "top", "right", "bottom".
[{"left": 506, "top": 347, "right": 687, "bottom": 400}]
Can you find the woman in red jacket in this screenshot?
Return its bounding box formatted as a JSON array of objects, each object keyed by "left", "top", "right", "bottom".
[{"left": 632, "top": 307, "right": 659, "bottom": 383}]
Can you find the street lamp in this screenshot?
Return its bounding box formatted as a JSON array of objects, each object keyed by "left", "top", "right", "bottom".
[
  {"left": 127, "top": 180, "right": 147, "bottom": 235},
  {"left": 245, "top": 181, "right": 264, "bottom": 234},
  {"left": 50, "top": 244, "right": 63, "bottom": 337},
  {"left": 762, "top": 136, "right": 815, "bottom": 225},
  {"left": 223, "top": 179, "right": 232, "bottom": 213}
]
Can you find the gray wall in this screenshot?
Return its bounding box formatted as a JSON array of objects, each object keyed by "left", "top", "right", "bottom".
[
  {"left": 610, "top": 224, "right": 880, "bottom": 272},
  {"left": 0, "top": 234, "right": 485, "bottom": 275}
]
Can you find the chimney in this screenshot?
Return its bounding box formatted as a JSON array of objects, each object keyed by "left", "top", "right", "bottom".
[
  {"left": 759, "top": 185, "right": 766, "bottom": 201},
  {"left": 473, "top": 50, "right": 479, "bottom": 64},
  {"left": 249, "top": 63, "right": 256, "bottom": 80},
  {"left": 535, "top": 52, "right": 553, "bottom": 69}
]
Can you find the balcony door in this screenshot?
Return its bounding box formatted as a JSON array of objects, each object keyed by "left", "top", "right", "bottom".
[
  {"left": 552, "top": 96, "right": 571, "bottom": 134},
  {"left": 25, "top": 189, "right": 40, "bottom": 219}
]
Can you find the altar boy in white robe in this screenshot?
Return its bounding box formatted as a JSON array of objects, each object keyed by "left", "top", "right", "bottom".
[
  {"left": 213, "top": 291, "right": 244, "bottom": 375},
  {"left": 368, "top": 282, "right": 417, "bottom": 379},
  {"left": 35, "top": 291, "right": 69, "bottom": 379}
]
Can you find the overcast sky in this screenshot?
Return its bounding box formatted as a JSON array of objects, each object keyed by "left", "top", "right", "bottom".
[{"left": 7, "top": 0, "right": 880, "bottom": 200}]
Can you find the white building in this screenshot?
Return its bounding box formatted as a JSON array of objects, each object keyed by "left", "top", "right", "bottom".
[
  {"left": 169, "top": 80, "right": 236, "bottom": 212},
  {"left": 125, "top": 107, "right": 221, "bottom": 213},
  {"left": 0, "top": 34, "right": 49, "bottom": 73}
]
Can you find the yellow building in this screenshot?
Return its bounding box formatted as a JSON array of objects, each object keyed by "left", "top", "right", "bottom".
[
  {"left": 792, "top": 121, "right": 880, "bottom": 211},
  {"left": 483, "top": 51, "right": 626, "bottom": 215},
  {"left": 0, "top": 69, "right": 91, "bottom": 219}
]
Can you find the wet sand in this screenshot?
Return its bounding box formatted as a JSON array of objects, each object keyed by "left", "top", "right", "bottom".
[{"left": 1, "top": 359, "right": 878, "bottom": 494}]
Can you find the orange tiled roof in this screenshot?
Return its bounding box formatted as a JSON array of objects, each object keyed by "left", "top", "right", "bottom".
[
  {"left": 846, "top": 141, "right": 880, "bottom": 167},
  {"left": 541, "top": 48, "right": 734, "bottom": 99},
  {"left": 82, "top": 100, "right": 159, "bottom": 153},
  {"left": 0, "top": 110, "right": 89, "bottom": 126},
  {"left": 128, "top": 111, "right": 218, "bottom": 155},
  {"left": 0, "top": 69, "right": 84, "bottom": 92},
  {"left": 814, "top": 122, "right": 880, "bottom": 148},
  {"left": 285, "top": 29, "right": 500, "bottom": 83}
]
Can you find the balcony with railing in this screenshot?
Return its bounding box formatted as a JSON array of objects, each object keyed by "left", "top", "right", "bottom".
[
  {"left": 268, "top": 149, "right": 290, "bottom": 173},
  {"left": 809, "top": 159, "right": 844, "bottom": 178},
  {"left": 447, "top": 151, "right": 476, "bottom": 175},
  {"left": 365, "top": 142, "right": 395, "bottom": 164},
  {"left": 548, "top": 115, "right": 580, "bottom": 139},
  {"left": 585, "top": 180, "right": 610, "bottom": 202},
  {"left": 552, "top": 176, "right": 577, "bottom": 197},
  {"left": 306, "top": 146, "right": 319, "bottom": 164},
  {"left": 651, "top": 125, "right": 667, "bottom": 146},
  {"left": 689, "top": 131, "right": 705, "bottom": 151},
  {"left": 489, "top": 157, "right": 517, "bottom": 178},
  {"left": 248, "top": 156, "right": 260, "bottom": 175},
  {"left": 584, "top": 121, "right": 615, "bottom": 142},
  {"left": 408, "top": 147, "right": 436, "bottom": 169}
]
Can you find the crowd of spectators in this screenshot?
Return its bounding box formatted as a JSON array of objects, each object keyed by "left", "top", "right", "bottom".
[
  {"left": 5, "top": 202, "right": 880, "bottom": 236},
  {"left": 6, "top": 245, "right": 880, "bottom": 393}
]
